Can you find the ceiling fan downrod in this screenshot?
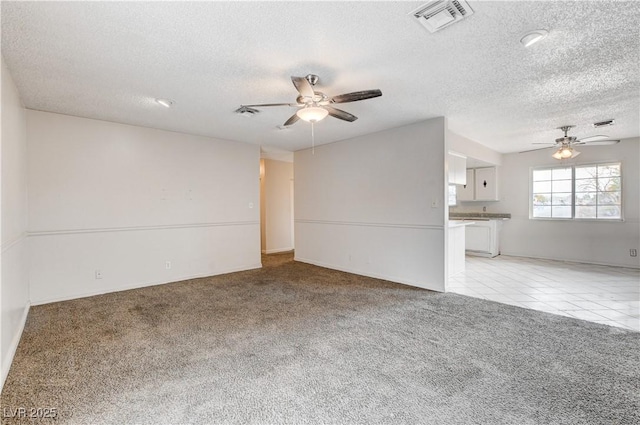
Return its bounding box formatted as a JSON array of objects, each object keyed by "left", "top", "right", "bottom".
[{"left": 558, "top": 125, "right": 575, "bottom": 138}]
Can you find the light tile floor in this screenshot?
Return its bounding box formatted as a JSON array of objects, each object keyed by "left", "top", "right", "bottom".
[{"left": 448, "top": 255, "right": 639, "bottom": 331}]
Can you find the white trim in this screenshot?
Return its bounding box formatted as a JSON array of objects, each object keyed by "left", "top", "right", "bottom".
[
  {"left": 1, "top": 233, "right": 27, "bottom": 253},
  {"left": 500, "top": 252, "right": 639, "bottom": 270},
  {"left": 28, "top": 221, "right": 259, "bottom": 237},
  {"left": 506, "top": 215, "right": 638, "bottom": 224},
  {"left": 264, "top": 247, "right": 294, "bottom": 254},
  {"left": 0, "top": 302, "right": 30, "bottom": 393},
  {"left": 294, "top": 256, "right": 443, "bottom": 292},
  {"left": 295, "top": 219, "right": 444, "bottom": 230},
  {"left": 30, "top": 263, "right": 263, "bottom": 306}
]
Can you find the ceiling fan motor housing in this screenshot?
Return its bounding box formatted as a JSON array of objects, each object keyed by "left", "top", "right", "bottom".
[{"left": 555, "top": 136, "right": 576, "bottom": 145}]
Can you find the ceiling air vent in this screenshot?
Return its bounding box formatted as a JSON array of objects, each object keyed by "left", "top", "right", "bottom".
[
  {"left": 409, "top": 0, "right": 474, "bottom": 33},
  {"left": 235, "top": 106, "right": 260, "bottom": 117},
  {"left": 593, "top": 119, "right": 615, "bottom": 128}
]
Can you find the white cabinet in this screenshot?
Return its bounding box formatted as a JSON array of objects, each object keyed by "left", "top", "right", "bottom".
[
  {"left": 465, "top": 220, "right": 502, "bottom": 258},
  {"left": 448, "top": 153, "right": 467, "bottom": 185},
  {"left": 457, "top": 169, "right": 475, "bottom": 201},
  {"left": 456, "top": 167, "right": 499, "bottom": 202},
  {"left": 466, "top": 224, "right": 492, "bottom": 252},
  {"left": 448, "top": 224, "right": 467, "bottom": 276},
  {"left": 474, "top": 167, "right": 499, "bottom": 201}
]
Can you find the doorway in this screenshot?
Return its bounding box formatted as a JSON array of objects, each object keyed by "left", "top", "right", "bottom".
[{"left": 260, "top": 159, "right": 295, "bottom": 254}]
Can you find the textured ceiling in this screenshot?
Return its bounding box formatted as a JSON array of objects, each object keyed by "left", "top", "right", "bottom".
[{"left": 2, "top": 1, "right": 639, "bottom": 154}]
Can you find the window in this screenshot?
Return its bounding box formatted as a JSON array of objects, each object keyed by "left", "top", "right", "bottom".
[
  {"left": 575, "top": 163, "right": 621, "bottom": 219},
  {"left": 531, "top": 162, "right": 621, "bottom": 220}
]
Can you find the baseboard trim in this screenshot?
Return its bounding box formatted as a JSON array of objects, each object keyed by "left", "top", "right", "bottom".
[
  {"left": 1, "top": 302, "right": 30, "bottom": 393},
  {"left": 500, "top": 252, "right": 640, "bottom": 270},
  {"left": 264, "top": 247, "right": 294, "bottom": 254},
  {"left": 30, "top": 263, "right": 263, "bottom": 306},
  {"left": 294, "top": 256, "right": 443, "bottom": 292}
]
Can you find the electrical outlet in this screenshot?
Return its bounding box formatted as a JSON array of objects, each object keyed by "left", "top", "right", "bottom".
[
  {"left": 95, "top": 270, "right": 103, "bottom": 279},
  {"left": 165, "top": 261, "right": 172, "bottom": 269},
  {"left": 631, "top": 249, "right": 638, "bottom": 257}
]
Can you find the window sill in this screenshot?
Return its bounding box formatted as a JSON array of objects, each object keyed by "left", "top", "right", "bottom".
[{"left": 529, "top": 217, "right": 625, "bottom": 222}]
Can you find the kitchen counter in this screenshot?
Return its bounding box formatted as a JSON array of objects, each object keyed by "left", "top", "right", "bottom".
[{"left": 448, "top": 220, "right": 476, "bottom": 228}]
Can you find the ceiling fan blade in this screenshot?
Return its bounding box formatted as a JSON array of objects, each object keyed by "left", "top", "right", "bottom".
[
  {"left": 532, "top": 142, "right": 556, "bottom": 145},
  {"left": 283, "top": 113, "right": 300, "bottom": 127},
  {"left": 291, "top": 76, "right": 315, "bottom": 99},
  {"left": 519, "top": 146, "right": 556, "bottom": 153},
  {"left": 576, "top": 135, "right": 609, "bottom": 143},
  {"left": 575, "top": 139, "right": 620, "bottom": 146},
  {"left": 242, "top": 103, "right": 298, "bottom": 108},
  {"left": 331, "top": 89, "right": 382, "bottom": 104},
  {"left": 325, "top": 105, "right": 358, "bottom": 122}
]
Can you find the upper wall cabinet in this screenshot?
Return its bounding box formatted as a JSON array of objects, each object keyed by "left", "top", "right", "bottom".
[
  {"left": 457, "top": 167, "right": 499, "bottom": 201},
  {"left": 457, "top": 169, "right": 475, "bottom": 201},
  {"left": 448, "top": 152, "right": 467, "bottom": 185},
  {"left": 474, "top": 167, "right": 499, "bottom": 201}
]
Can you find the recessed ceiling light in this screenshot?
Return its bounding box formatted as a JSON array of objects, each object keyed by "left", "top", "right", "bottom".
[
  {"left": 520, "top": 29, "right": 548, "bottom": 47},
  {"left": 155, "top": 98, "right": 174, "bottom": 108}
]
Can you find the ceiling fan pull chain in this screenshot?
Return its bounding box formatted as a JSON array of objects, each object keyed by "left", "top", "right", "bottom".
[{"left": 311, "top": 121, "right": 315, "bottom": 155}]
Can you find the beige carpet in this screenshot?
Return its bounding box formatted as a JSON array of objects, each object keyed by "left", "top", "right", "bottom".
[{"left": 1, "top": 252, "right": 638, "bottom": 424}]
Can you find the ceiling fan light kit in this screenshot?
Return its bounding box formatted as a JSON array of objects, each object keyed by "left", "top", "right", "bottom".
[
  {"left": 552, "top": 146, "right": 580, "bottom": 160},
  {"left": 296, "top": 105, "right": 329, "bottom": 122}
]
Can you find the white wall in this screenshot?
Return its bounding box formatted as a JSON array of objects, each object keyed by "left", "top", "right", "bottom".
[
  {"left": 448, "top": 131, "right": 502, "bottom": 166},
  {"left": 498, "top": 138, "right": 640, "bottom": 268},
  {"left": 1, "top": 57, "right": 30, "bottom": 390},
  {"left": 262, "top": 159, "right": 294, "bottom": 254},
  {"left": 294, "top": 118, "right": 447, "bottom": 291},
  {"left": 27, "top": 110, "right": 261, "bottom": 304}
]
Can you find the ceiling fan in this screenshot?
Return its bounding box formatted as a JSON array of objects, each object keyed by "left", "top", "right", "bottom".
[
  {"left": 520, "top": 125, "right": 620, "bottom": 159},
  {"left": 238, "top": 74, "right": 382, "bottom": 127}
]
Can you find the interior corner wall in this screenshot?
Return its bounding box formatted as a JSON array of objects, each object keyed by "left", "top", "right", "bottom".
[
  {"left": 294, "top": 118, "right": 447, "bottom": 291},
  {"left": 1, "top": 57, "right": 30, "bottom": 391},
  {"left": 448, "top": 131, "right": 502, "bottom": 166},
  {"left": 498, "top": 137, "right": 640, "bottom": 268},
  {"left": 27, "top": 110, "right": 261, "bottom": 305},
  {"left": 263, "top": 159, "right": 294, "bottom": 254}
]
